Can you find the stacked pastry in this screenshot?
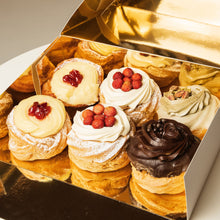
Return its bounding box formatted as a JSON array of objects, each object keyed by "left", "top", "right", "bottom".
[
  {"left": 68, "top": 104, "right": 135, "bottom": 197},
  {"left": 6, "top": 95, "right": 72, "bottom": 182},
  {"left": 127, "top": 119, "right": 200, "bottom": 218},
  {"left": 100, "top": 67, "right": 161, "bottom": 127}
]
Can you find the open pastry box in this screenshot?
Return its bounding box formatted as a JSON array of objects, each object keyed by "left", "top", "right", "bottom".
[{"left": 1, "top": 0, "right": 220, "bottom": 219}]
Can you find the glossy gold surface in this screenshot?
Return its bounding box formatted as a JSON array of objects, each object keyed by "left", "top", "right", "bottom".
[{"left": 62, "top": 0, "right": 220, "bottom": 68}]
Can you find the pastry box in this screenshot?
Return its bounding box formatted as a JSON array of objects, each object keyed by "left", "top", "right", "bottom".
[{"left": 0, "top": 0, "right": 220, "bottom": 219}]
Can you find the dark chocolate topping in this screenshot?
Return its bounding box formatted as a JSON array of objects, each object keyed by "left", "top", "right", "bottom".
[{"left": 127, "top": 119, "right": 200, "bottom": 177}]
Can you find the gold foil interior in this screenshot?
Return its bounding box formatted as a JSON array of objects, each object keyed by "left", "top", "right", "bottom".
[{"left": 62, "top": 0, "right": 220, "bottom": 68}]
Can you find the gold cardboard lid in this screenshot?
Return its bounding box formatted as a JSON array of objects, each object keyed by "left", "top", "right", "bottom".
[{"left": 62, "top": 0, "right": 220, "bottom": 68}]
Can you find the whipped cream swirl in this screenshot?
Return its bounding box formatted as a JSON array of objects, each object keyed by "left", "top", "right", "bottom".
[
  {"left": 100, "top": 67, "right": 157, "bottom": 110},
  {"left": 70, "top": 105, "right": 130, "bottom": 142},
  {"left": 162, "top": 85, "right": 211, "bottom": 117},
  {"left": 158, "top": 85, "right": 220, "bottom": 131},
  {"left": 67, "top": 105, "right": 131, "bottom": 163}
]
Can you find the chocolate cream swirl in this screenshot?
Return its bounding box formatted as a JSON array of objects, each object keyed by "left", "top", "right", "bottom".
[{"left": 127, "top": 119, "right": 200, "bottom": 177}]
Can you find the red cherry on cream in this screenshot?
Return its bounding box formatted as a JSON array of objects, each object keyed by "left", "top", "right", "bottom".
[
  {"left": 28, "top": 102, "right": 51, "bottom": 120},
  {"left": 63, "top": 69, "right": 83, "bottom": 87}
]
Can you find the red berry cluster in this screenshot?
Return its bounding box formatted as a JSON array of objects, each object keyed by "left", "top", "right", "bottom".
[
  {"left": 28, "top": 102, "right": 51, "bottom": 120},
  {"left": 82, "top": 104, "right": 117, "bottom": 129},
  {"left": 112, "top": 68, "right": 142, "bottom": 92},
  {"left": 63, "top": 69, "right": 83, "bottom": 87}
]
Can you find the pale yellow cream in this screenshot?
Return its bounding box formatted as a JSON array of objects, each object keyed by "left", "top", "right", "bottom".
[
  {"left": 126, "top": 51, "right": 175, "bottom": 68},
  {"left": 13, "top": 95, "right": 66, "bottom": 138},
  {"left": 51, "top": 59, "right": 100, "bottom": 106},
  {"left": 89, "top": 41, "right": 121, "bottom": 56}
]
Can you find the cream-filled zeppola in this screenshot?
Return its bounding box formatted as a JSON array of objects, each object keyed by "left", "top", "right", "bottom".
[
  {"left": 158, "top": 85, "right": 220, "bottom": 139},
  {"left": 42, "top": 58, "right": 104, "bottom": 107},
  {"left": 100, "top": 67, "right": 161, "bottom": 126},
  {"left": 179, "top": 62, "right": 220, "bottom": 99},
  {"left": 127, "top": 119, "right": 200, "bottom": 218},
  {"left": 6, "top": 95, "right": 71, "bottom": 161},
  {"left": 124, "top": 51, "right": 180, "bottom": 88},
  {"left": 67, "top": 104, "right": 135, "bottom": 172},
  {"left": 75, "top": 40, "right": 126, "bottom": 75}
]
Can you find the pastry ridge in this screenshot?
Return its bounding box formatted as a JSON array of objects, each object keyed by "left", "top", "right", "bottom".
[{"left": 7, "top": 111, "right": 71, "bottom": 161}]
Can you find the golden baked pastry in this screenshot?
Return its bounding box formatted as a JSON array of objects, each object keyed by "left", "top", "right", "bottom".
[
  {"left": 46, "top": 36, "right": 79, "bottom": 66},
  {"left": 127, "top": 119, "right": 200, "bottom": 195},
  {"left": 158, "top": 85, "right": 220, "bottom": 139},
  {"left": 42, "top": 58, "right": 104, "bottom": 107},
  {"left": 0, "top": 135, "right": 9, "bottom": 151},
  {"left": 0, "top": 136, "right": 10, "bottom": 163},
  {"left": 124, "top": 51, "right": 181, "bottom": 88},
  {"left": 68, "top": 104, "right": 135, "bottom": 172},
  {"left": 179, "top": 62, "right": 220, "bottom": 99},
  {"left": 10, "top": 56, "right": 55, "bottom": 93},
  {"left": 100, "top": 67, "right": 161, "bottom": 127},
  {"left": 0, "top": 92, "right": 13, "bottom": 139},
  {"left": 7, "top": 95, "right": 71, "bottom": 161},
  {"left": 75, "top": 40, "right": 126, "bottom": 75},
  {"left": 11, "top": 149, "right": 71, "bottom": 182},
  {"left": 129, "top": 178, "right": 186, "bottom": 219},
  {"left": 70, "top": 161, "right": 131, "bottom": 197}
]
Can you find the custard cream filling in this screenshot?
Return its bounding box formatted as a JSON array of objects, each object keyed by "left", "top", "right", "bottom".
[
  {"left": 51, "top": 59, "right": 100, "bottom": 105},
  {"left": 158, "top": 85, "right": 220, "bottom": 130},
  {"left": 70, "top": 105, "right": 130, "bottom": 142},
  {"left": 89, "top": 41, "right": 121, "bottom": 56},
  {"left": 126, "top": 51, "right": 175, "bottom": 68},
  {"left": 13, "top": 95, "right": 66, "bottom": 138},
  {"left": 100, "top": 67, "right": 156, "bottom": 110}
]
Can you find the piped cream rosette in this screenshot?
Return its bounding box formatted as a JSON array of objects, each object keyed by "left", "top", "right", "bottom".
[
  {"left": 67, "top": 105, "right": 134, "bottom": 172},
  {"left": 158, "top": 85, "right": 220, "bottom": 139},
  {"left": 100, "top": 67, "right": 161, "bottom": 126},
  {"left": 7, "top": 95, "right": 71, "bottom": 161},
  {"left": 43, "top": 58, "right": 104, "bottom": 107},
  {"left": 124, "top": 51, "right": 180, "bottom": 87}
]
